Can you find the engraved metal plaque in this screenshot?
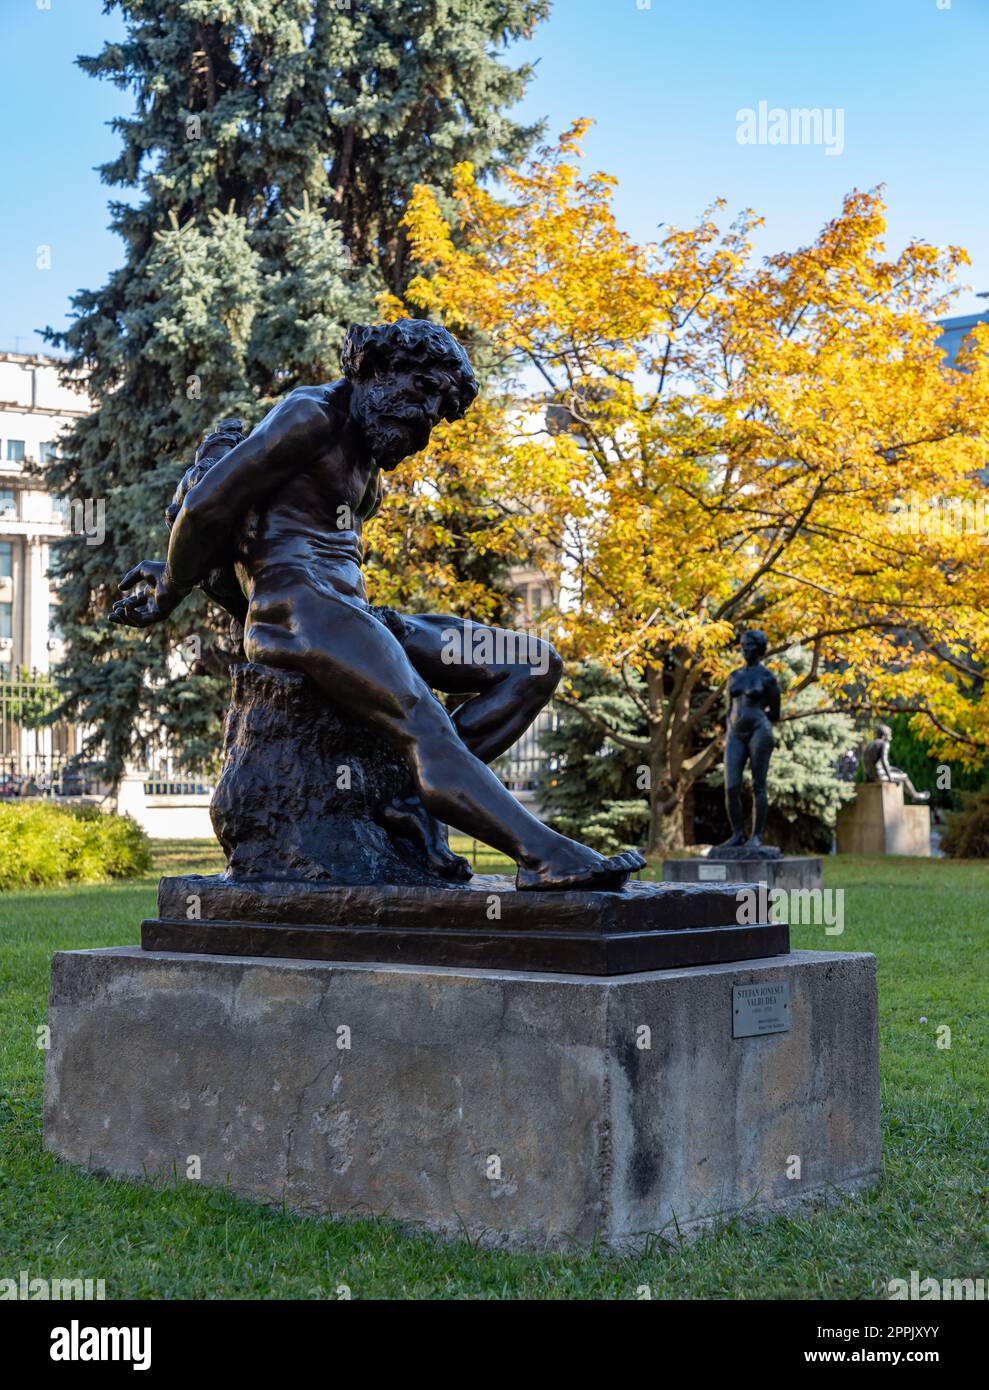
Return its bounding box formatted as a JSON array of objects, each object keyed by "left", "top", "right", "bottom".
[
  {"left": 698, "top": 863, "right": 727, "bottom": 881},
  {"left": 732, "top": 980, "right": 790, "bottom": 1038}
]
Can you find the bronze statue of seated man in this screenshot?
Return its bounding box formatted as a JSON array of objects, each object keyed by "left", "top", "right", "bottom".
[
  {"left": 862, "top": 723, "right": 930, "bottom": 802},
  {"left": 111, "top": 319, "right": 645, "bottom": 891}
]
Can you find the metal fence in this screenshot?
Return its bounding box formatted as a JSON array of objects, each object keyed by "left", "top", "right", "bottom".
[
  {"left": 0, "top": 672, "right": 93, "bottom": 798},
  {"left": 0, "top": 673, "right": 557, "bottom": 802},
  {"left": 143, "top": 778, "right": 213, "bottom": 797},
  {"left": 500, "top": 708, "right": 556, "bottom": 794},
  {"left": 0, "top": 754, "right": 101, "bottom": 799}
]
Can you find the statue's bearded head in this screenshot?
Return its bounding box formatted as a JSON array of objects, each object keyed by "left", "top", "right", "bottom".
[{"left": 342, "top": 320, "right": 478, "bottom": 470}]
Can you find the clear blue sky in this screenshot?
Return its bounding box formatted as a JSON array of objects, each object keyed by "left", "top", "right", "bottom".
[{"left": 2, "top": 0, "right": 987, "bottom": 357}]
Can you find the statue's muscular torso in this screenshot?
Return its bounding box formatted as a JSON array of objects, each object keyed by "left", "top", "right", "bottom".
[{"left": 232, "top": 381, "right": 381, "bottom": 612}]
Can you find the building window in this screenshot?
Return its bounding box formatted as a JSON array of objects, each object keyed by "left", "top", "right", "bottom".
[
  {"left": 39, "top": 442, "right": 58, "bottom": 465},
  {"left": 0, "top": 541, "right": 12, "bottom": 578},
  {"left": 0, "top": 489, "right": 16, "bottom": 518},
  {"left": 0, "top": 603, "right": 12, "bottom": 640},
  {"left": 5, "top": 440, "right": 25, "bottom": 463}
]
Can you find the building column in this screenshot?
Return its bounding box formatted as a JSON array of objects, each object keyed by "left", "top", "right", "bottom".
[{"left": 24, "top": 538, "right": 50, "bottom": 673}]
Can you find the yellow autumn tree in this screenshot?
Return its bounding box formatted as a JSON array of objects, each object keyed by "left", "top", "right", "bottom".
[{"left": 371, "top": 122, "right": 989, "bottom": 851}]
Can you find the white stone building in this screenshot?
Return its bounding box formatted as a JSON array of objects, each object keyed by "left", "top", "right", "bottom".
[{"left": 0, "top": 352, "right": 88, "bottom": 787}]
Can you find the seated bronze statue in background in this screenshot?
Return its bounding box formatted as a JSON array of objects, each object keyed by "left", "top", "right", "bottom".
[
  {"left": 111, "top": 320, "right": 644, "bottom": 891},
  {"left": 862, "top": 723, "right": 930, "bottom": 802},
  {"left": 717, "top": 629, "right": 782, "bottom": 852}
]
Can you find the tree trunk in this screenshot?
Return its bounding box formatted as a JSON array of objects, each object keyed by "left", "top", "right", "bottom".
[
  {"left": 647, "top": 796, "right": 685, "bottom": 857},
  {"left": 647, "top": 755, "right": 686, "bottom": 856}
]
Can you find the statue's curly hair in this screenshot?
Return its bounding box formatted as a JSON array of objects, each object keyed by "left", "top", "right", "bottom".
[{"left": 340, "top": 319, "right": 478, "bottom": 419}]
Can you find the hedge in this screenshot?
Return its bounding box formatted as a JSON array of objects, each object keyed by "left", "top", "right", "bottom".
[{"left": 0, "top": 802, "right": 152, "bottom": 890}]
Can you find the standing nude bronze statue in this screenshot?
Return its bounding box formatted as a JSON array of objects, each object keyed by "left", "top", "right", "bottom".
[
  {"left": 716, "top": 629, "right": 781, "bottom": 852},
  {"left": 111, "top": 320, "right": 644, "bottom": 891}
]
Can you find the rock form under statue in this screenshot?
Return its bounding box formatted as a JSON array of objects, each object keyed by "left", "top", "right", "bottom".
[{"left": 210, "top": 662, "right": 444, "bottom": 888}]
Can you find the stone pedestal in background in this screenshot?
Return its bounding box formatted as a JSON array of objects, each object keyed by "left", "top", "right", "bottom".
[
  {"left": 836, "top": 783, "right": 930, "bottom": 856},
  {"left": 114, "top": 768, "right": 148, "bottom": 823},
  {"left": 663, "top": 855, "right": 822, "bottom": 893},
  {"left": 45, "top": 945, "right": 881, "bottom": 1249}
]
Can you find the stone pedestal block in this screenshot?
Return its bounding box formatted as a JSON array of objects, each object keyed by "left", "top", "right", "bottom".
[
  {"left": 44, "top": 945, "right": 881, "bottom": 1249},
  {"left": 662, "top": 856, "right": 822, "bottom": 893},
  {"left": 836, "top": 783, "right": 930, "bottom": 856}
]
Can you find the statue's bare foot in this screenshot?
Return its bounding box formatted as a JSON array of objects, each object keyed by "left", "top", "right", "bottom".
[
  {"left": 716, "top": 833, "right": 747, "bottom": 849},
  {"left": 516, "top": 843, "right": 646, "bottom": 892},
  {"left": 378, "top": 793, "right": 473, "bottom": 881}
]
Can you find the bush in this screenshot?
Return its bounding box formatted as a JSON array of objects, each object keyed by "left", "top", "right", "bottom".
[
  {"left": 0, "top": 802, "right": 152, "bottom": 890},
  {"left": 940, "top": 789, "right": 989, "bottom": 858}
]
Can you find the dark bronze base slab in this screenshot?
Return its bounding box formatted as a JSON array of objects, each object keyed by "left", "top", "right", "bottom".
[
  {"left": 143, "top": 874, "right": 789, "bottom": 975},
  {"left": 140, "top": 917, "right": 788, "bottom": 974}
]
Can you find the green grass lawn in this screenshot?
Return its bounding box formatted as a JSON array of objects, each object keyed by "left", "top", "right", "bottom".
[{"left": 1, "top": 841, "right": 986, "bottom": 1299}]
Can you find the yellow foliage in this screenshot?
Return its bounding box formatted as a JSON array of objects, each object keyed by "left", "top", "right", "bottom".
[{"left": 371, "top": 123, "right": 989, "bottom": 836}]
